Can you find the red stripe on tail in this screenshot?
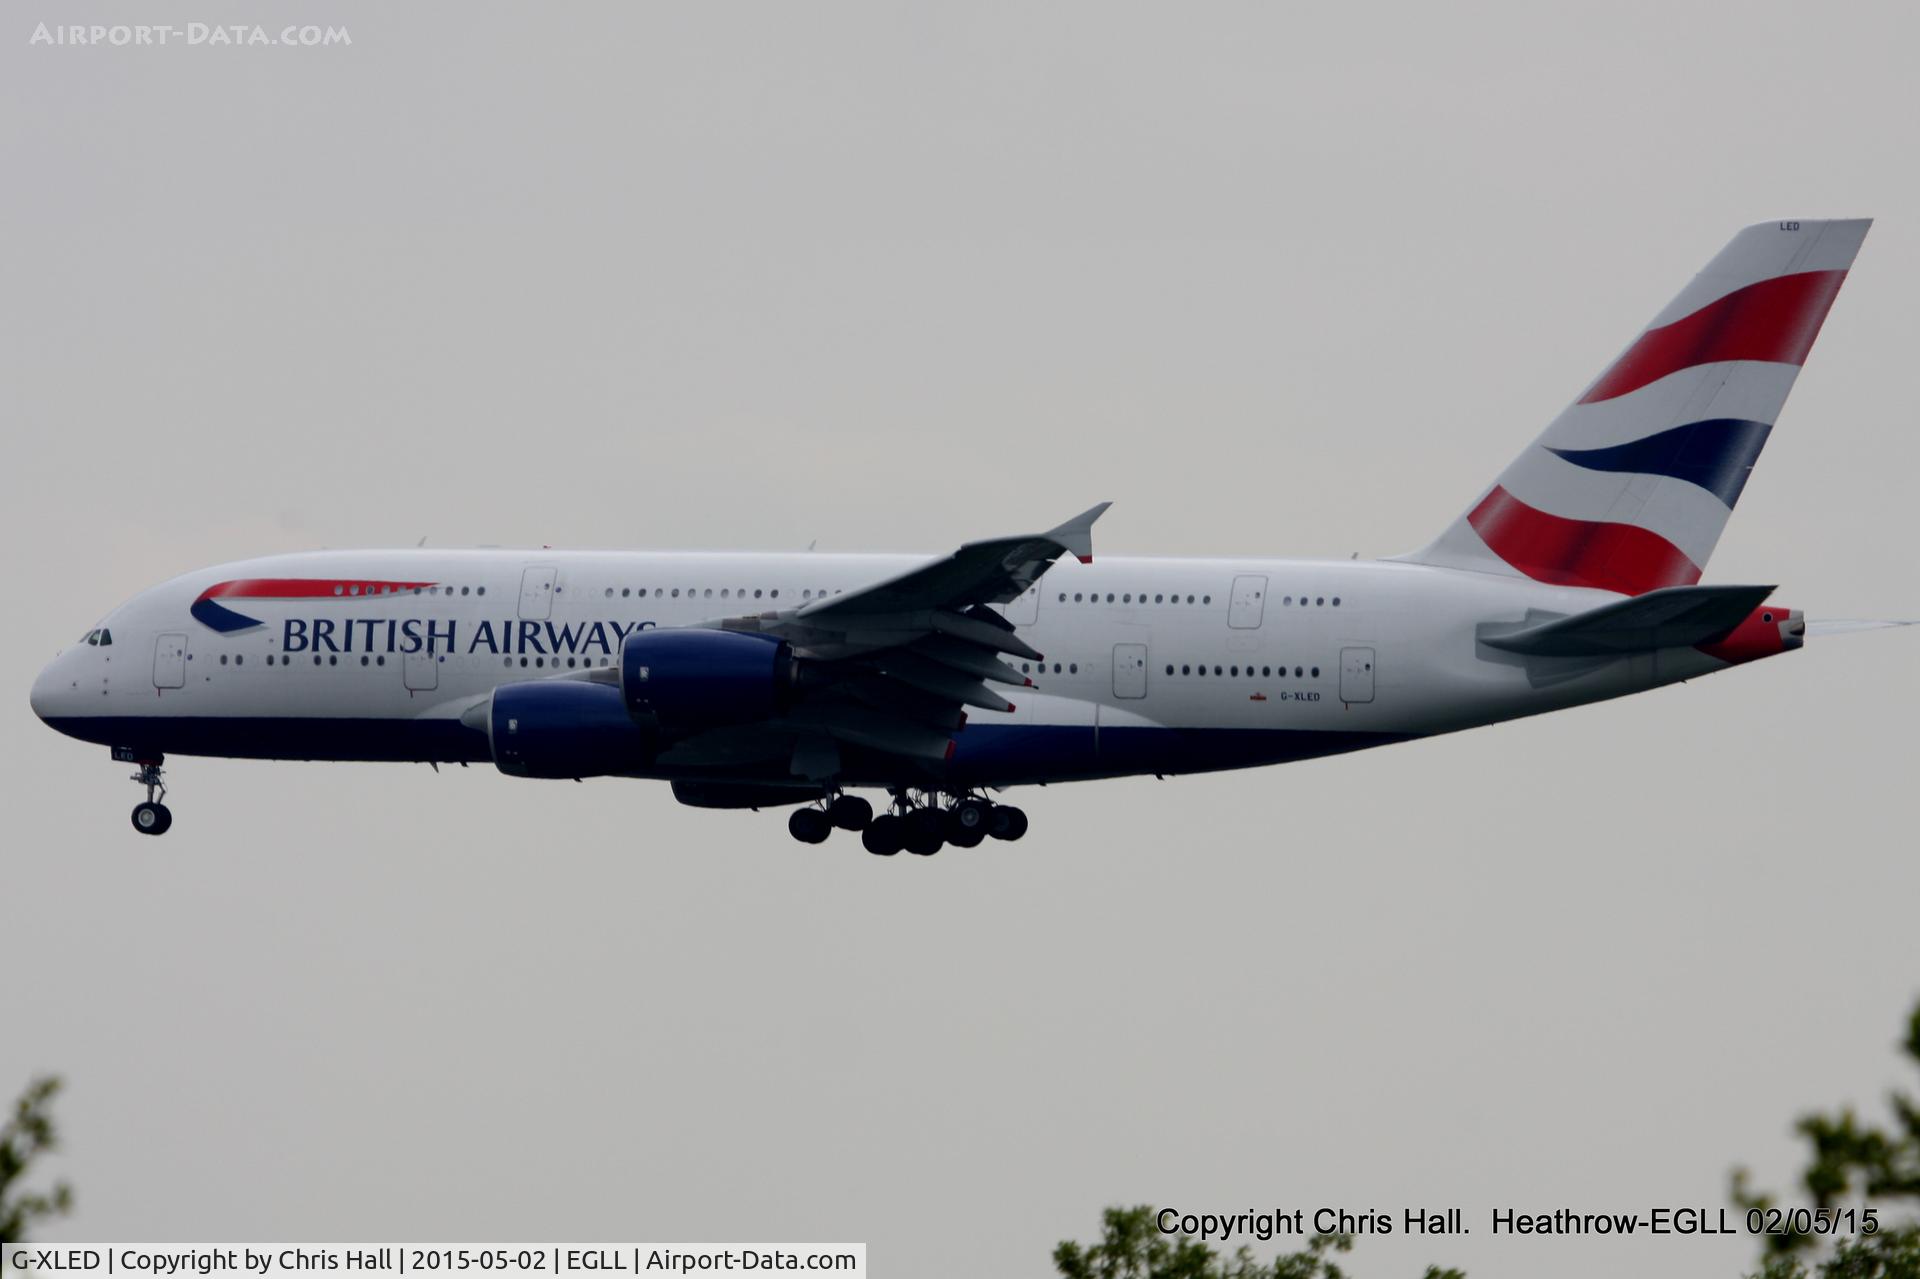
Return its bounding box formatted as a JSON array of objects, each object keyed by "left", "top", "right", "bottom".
[
  {"left": 1579, "top": 270, "right": 1846, "bottom": 404},
  {"left": 1466, "top": 486, "right": 1701, "bottom": 596}
]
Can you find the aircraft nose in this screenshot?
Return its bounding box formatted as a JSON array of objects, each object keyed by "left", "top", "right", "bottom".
[{"left": 31, "top": 653, "right": 73, "bottom": 724}]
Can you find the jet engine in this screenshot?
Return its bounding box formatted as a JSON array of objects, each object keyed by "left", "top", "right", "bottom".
[
  {"left": 486, "top": 680, "right": 655, "bottom": 779},
  {"left": 619, "top": 628, "right": 796, "bottom": 731}
]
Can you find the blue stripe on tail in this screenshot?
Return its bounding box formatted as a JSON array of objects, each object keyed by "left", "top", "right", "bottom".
[{"left": 1546, "top": 418, "right": 1773, "bottom": 508}]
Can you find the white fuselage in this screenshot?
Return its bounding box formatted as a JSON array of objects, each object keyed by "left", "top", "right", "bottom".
[{"left": 31, "top": 547, "right": 1769, "bottom": 791}]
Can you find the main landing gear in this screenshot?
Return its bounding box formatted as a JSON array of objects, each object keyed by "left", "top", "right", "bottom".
[
  {"left": 815, "top": 790, "right": 1026, "bottom": 857},
  {"left": 786, "top": 792, "right": 875, "bottom": 845},
  {"left": 788, "top": 789, "right": 1027, "bottom": 854},
  {"left": 127, "top": 758, "right": 172, "bottom": 836}
]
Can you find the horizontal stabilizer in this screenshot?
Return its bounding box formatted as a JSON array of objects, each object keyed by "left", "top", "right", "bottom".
[{"left": 1481, "top": 583, "right": 1777, "bottom": 657}]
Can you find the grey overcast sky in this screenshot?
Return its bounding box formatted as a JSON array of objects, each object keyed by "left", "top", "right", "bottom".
[{"left": 3, "top": 3, "right": 1916, "bottom": 1276}]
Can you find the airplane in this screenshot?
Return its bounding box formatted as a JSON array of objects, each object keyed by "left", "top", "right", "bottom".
[{"left": 31, "top": 218, "right": 1897, "bottom": 854}]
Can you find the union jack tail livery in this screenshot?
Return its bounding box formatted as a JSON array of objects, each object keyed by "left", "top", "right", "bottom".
[{"left": 1405, "top": 218, "right": 1871, "bottom": 596}]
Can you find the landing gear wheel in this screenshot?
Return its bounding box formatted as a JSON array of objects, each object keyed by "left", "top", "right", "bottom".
[
  {"left": 127, "top": 758, "right": 171, "bottom": 836},
  {"left": 828, "top": 794, "right": 873, "bottom": 831},
  {"left": 988, "top": 805, "right": 1028, "bottom": 841},
  {"left": 131, "top": 802, "right": 172, "bottom": 836},
  {"left": 788, "top": 807, "right": 832, "bottom": 844},
  {"left": 950, "top": 798, "right": 992, "bottom": 837},
  {"left": 942, "top": 804, "right": 987, "bottom": 848},
  {"left": 862, "top": 815, "right": 904, "bottom": 856},
  {"left": 904, "top": 808, "right": 945, "bottom": 856}
]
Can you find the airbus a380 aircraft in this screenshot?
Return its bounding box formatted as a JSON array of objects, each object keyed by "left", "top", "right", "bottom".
[{"left": 31, "top": 220, "right": 1892, "bottom": 854}]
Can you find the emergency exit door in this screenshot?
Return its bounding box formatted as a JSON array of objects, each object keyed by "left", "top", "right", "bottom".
[
  {"left": 1228, "top": 575, "right": 1267, "bottom": 628},
  {"left": 519, "top": 566, "right": 556, "bottom": 619},
  {"left": 1340, "top": 647, "right": 1375, "bottom": 704},
  {"left": 1113, "top": 643, "right": 1148, "bottom": 699},
  {"left": 153, "top": 633, "right": 187, "bottom": 689},
  {"left": 403, "top": 645, "right": 438, "bottom": 692},
  {"left": 1002, "top": 583, "right": 1040, "bottom": 626}
]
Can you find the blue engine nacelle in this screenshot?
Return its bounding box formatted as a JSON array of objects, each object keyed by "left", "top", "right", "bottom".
[
  {"left": 620, "top": 628, "right": 795, "bottom": 730},
  {"left": 488, "top": 680, "right": 656, "bottom": 779}
]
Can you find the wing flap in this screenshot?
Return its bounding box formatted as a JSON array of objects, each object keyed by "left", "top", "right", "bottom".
[
  {"left": 870, "top": 651, "right": 1017, "bottom": 712},
  {"left": 910, "top": 635, "right": 1034, "bottom": 687}
]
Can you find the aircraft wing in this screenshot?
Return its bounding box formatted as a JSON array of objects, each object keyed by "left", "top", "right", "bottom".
[
  {"left": 679, "top": 503, "right": 1111, "bottom": 773},
  {"left": 791, "top": 502, "right": 1109, "bottom": 621}
]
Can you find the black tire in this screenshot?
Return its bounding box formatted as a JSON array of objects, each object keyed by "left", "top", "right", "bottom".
[
  {"left": 947, "top": 825, "right": 986, "bottom": 849},
  {"left": 788, "top": 807, "right": 831, "bottom": 844},
  {"left": 862, "top": 815, "right": 903, "bottom": 856},
  {"left": 950, "top": 797, "right": 992, "bottom": 836},
  {"left": 903, "top": 809, "right": 945, "bottom": 856},
  {"left": 131, "top": 802, "right": 170, "bottom": 836},
  {"left": 828, "top": 794, "right": 873, "bottom": 831},
  {"left": 989, "top": 805, "right": 1028, "bottom": 841}
]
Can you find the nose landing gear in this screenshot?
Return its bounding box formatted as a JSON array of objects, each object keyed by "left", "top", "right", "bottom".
[{"left": 127, "top": 758, "right": 172, "bottom": 836}]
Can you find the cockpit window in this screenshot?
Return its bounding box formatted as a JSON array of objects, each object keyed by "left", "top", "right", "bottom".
[
  {"left": 81, "top": 630, "right": 96, "bottom": 644},
  {"left": 98, "top": 629, "right": 112, "bottom": 646},
  {"left": 80, "top": 628, "right": 112, "bottom": 646}
]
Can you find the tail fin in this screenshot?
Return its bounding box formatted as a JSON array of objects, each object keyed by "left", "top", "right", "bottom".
[{"left": 1401, "top": 219, "right": 1871, "bottom": 595}]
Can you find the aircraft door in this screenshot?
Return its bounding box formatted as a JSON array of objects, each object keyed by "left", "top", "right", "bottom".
[
  {"left": 403, "top": 644, "right": 438, "bottom": 692},
  {"left": 1228, "top": 575, "right": 1267, "bottom": 628},
  {"left": 519, "top": 566, "right": 556, "bottom": 620},
  {"left": 1112, "top": 643, "right": 1148, "bottom": 699},
  {"left": 153, "top": 633, "right": 187, "bottom": 689},
  {"left": 1340, "top": 646, "right": 1375, "bottom": 704},
  {"left": 1002, "top": 583, "right": 1040, "bottom": 626}
]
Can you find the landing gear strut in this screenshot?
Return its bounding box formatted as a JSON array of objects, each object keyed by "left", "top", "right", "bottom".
[{"left": 128, "top": 758, "right": 172, "bottom": 836}]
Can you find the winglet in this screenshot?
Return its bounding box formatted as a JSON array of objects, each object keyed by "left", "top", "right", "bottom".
[{"left": 1047, "top": 502, "right": 1112, "bottom": 564}]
